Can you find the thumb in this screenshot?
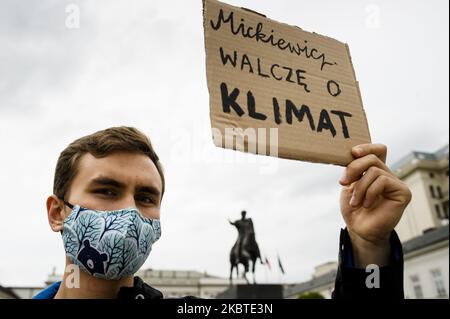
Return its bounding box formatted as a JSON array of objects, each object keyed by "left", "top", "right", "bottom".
[{"left": 340, "top": 182, "right": 356, "bottom": 213}]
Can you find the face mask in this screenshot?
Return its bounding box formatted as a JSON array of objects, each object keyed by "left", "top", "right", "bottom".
[{"left": 61, "top": 202, "right": 161, "bottom": 280}]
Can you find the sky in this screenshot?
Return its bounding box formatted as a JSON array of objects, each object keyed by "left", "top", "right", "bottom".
[{"left": 0, "top": 0, "right": 448, "bottom": 287}]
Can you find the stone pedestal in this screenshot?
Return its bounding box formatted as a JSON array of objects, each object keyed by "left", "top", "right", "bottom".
[{"left": 216, "top": 284, "right": 283, "bottom": 299}]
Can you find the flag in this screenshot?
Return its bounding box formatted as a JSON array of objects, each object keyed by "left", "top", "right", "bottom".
[
  {"left": 264, "top": 256, "right": 271, "bottom": 271},
  {"left": 277, "top": 254, "right": 285, "bottom": 275}
]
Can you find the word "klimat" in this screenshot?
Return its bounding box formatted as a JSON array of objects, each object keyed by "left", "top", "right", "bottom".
[{"left": 220, "top": 82, "right": 353, "bottom": 139}]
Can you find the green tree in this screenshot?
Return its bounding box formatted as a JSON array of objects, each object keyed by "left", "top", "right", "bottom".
[{"left": 297, "top": 291, "right": 325, "bottom": 299}]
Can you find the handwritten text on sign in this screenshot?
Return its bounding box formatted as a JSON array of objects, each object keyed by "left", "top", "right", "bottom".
[{"left": 203, "top": 0, "right": 371, "bottom": 165}]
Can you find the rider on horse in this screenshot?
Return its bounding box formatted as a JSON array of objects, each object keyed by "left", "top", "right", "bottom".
[{"left": 229, "top": 210, "right": 262, "bottom": 283}]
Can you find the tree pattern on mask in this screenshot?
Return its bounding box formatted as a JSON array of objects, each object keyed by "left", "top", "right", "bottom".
[
  {"left": 125, "top": 213, "right": 142, "bottom": 249},
  {"left": 62, "top": 206, "right": 160, "bottom": 279},
  {"left": 139, "top": 224, "right": 154, "bottom": 255},
  {"left": 64, "top": 206, "right": 80, "bottom": 225},
  {"left": 73, "top": 212, "right": 103, "bottom": 251},
  {"left": 62, "top": 227, "right": 79, "bottom": 256},
  {"left": 98, "top": 210, "right": 131, "bottom": 241}
]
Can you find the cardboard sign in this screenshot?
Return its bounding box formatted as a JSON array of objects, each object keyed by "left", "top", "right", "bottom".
[{"left": 202, "top": 0, "right": 371, "bottom": 166}]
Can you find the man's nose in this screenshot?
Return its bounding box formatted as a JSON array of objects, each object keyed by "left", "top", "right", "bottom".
[{"left": 118, "top": 195, "right": 138, "bottom": 209}]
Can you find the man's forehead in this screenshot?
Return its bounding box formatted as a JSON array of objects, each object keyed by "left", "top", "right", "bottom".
[{"left": 75, "top": 152, "right": 162, "bottom": 189}]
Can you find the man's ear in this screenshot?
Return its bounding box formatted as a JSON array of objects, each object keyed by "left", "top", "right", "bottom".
[{"left": 46, "top": 195, "right": 67, "bottom": 232}]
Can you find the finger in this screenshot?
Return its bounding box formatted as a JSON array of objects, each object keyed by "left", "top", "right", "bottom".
[
  {"left": 340, "top": 182, "right": 356, "bottom": 212},
  {"left": 351, "top": 143, "right": 387, "bottom": 163},
  {"left": 349, "top": 167, "right": 391, "bottom": 207},
  {"left": 363, "top": 174, "right": 403, "bottom": 208},
  {"left": 340, "top": 153, "right": 392, "bottom": 186}
]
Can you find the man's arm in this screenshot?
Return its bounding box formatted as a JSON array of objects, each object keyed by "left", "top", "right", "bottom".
[
  {"left": 333, "top": 143, "right": 412, "bottom": 299},
  {"left": 332, "top": 228, "right": 404, "bottom": 299}
]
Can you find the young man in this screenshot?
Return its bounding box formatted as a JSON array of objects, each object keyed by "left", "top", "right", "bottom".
[{"left": 34, "top": 126, "right": 411, "bottom": 299}]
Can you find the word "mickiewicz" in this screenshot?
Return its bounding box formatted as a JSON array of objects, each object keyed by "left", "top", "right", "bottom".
[{"left": 210, "top": 9, "right": 336, "bottom": 71}]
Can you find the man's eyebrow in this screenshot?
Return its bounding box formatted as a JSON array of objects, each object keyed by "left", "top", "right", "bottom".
[{"left": 89, "top": 177, "right": 126, "bottom": 188}]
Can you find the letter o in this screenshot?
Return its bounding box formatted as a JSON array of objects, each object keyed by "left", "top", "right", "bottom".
[{"left": 327, "top": 80, "right": 341, "bottom": 97}]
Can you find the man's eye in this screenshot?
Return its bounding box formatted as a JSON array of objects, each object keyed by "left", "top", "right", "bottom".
[
  {"left": 136, "top": 194, "right": 155, "bottom": 204},
  {"left": 95, "top": 189, "right": 116, "bottom": 196}
]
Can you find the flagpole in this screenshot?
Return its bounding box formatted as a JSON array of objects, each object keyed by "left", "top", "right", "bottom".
[
  {"left": 264, "top": 260, "right": 268, "bottom": 283},
  {"left": 277, "top": 252, "right": 285, "bottom": 285},
  {"left": 263, "top": 254, "right": 271, "bottom": 283},
  {"left": 263, "top": 253, "right": 268, "bottom": 283}
]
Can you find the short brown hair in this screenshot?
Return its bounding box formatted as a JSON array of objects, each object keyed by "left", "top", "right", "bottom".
[{"left": 53, "top": 126, "right": 165, "bottom": 201}]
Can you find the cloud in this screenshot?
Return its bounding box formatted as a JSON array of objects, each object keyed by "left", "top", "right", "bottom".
[{"left": 0, "top": 0, "right": 98, "bottom": 114}]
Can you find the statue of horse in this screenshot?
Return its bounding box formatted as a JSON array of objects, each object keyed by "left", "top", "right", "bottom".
[{"left": 228, "top": 210, "right": 263, "bottom": 284}]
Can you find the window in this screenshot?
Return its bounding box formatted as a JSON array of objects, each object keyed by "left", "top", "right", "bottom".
[
  {"left": 429, "top": 172, "right": 435, "bottom": 178},
  {"left": 430, "top": 269, "right": 447, "bottom": 298},
  {"left": 429, "top": 185, "right": 436, "bottom": 198},
  {"left": 410, "top": 275, "right": 424, "bottom": 299},
  {"left": 443, "top": 202, "right": 449, "bottom": 219},
  {"left": 435, "top": 204, "right": 442, "bottom": 219},
  {"left": 437, "top": 186, "right": 443, "bottom": 199}
]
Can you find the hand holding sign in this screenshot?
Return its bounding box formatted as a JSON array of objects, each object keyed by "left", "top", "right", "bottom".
[{"left": 339, "top": 143, "right": 412, "bottom": 267}]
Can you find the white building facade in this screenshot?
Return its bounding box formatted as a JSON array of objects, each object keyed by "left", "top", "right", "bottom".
[
  {"left": 137, "top": 269, "right": 246, "bottom": 298},
  {"left": 403, "top": 226, "right": 449, "bottom": 299},
  {"left": 285, "top": 144, "right": 449, "bottom": 299},
  {"left": 393, "top": 145, "right": 449, "bottom": 242}
]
